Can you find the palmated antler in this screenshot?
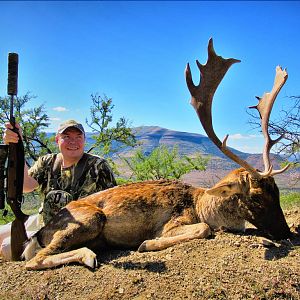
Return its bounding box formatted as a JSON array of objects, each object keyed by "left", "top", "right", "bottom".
[
  {"left": 249, "top": 66, "right": 290, "bottom": 176},
  {"left": 185, "top": 38, "right": 289, "bottom": 179}
]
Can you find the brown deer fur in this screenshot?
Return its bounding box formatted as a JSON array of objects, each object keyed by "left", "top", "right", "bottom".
[{"left": 23, "top": 168, "right": 290, "bottom": 270}]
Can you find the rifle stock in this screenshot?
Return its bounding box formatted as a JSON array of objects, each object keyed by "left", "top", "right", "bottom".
[{"left": 6, "top": 53, "right": 28, "bottom": 260}]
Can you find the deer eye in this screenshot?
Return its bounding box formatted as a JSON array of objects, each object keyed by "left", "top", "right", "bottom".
[{"left": 250, "top": 178, "right": 261, "bottom": 189}]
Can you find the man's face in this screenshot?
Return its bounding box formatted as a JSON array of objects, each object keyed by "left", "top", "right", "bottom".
[{"left": 55, "top": 128, "right": 85, "bottom": 160}]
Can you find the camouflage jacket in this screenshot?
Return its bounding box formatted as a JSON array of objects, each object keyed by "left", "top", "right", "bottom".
[{"left": 28, "top": 153, "right": 117, "bottom": 224}]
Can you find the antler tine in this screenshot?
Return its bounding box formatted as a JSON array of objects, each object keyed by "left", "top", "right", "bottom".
[
  {"left": 186, "top": 38, "right": 262, "bottom": 179},
  {"left": 249, "top": 66, "right": 290, "bottom": 176},
  {"left": 186, "top": 39, "right": 240, "bottom": 146}
]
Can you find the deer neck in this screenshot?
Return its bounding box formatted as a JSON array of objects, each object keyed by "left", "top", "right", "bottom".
[{"left": 194, "top": 189, "right": 246, "bottom": 232}]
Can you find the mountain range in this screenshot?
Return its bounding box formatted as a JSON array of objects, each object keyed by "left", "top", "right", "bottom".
[{"left": 86, "top": 126, "right": 298, "bottom": 190}]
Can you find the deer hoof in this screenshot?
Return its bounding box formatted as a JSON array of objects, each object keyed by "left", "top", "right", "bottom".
[
  {"left": 25, "top": 260, "right": 40, "bottom": 270},
  {"left": 81, "top": 248, "right": 98, "bottom": 268},
  {"left": 84, "top": 256, "right": 97, "bottom": 269},
  {"left": 138, "top": 241, "right": 148, "bottom": 252}
]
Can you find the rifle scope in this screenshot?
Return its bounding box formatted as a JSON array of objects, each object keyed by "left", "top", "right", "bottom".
[{"left": 7, "top": 53, "right": 18, "bottom": 96}]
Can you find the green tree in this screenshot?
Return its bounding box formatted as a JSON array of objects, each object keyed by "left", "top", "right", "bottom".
[
  {"left": 123, "top": 145, "right": 209, "bottom": 181},
  {"left": 85, "top": 94, "right": 137, "bottom": 174},
  {"left": 0, "top": 93, "right": 55, "bottom": 165}
]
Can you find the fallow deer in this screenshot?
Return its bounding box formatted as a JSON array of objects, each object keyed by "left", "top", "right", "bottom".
[{"left": 23, "top": 39, "right": 291, "bottom": 270}]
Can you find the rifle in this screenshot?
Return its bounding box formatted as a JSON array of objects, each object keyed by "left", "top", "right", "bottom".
[{"left": 5, "top": 53, "right": 28, "bottom": 260}]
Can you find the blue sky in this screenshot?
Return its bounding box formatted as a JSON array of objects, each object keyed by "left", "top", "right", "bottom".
[{"left": 1, "top": 1, "right": 299, "bottom": 153}]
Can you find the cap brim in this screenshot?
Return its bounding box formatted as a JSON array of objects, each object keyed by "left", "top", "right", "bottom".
[{"left": 58, "top": 125, "right": 85, "bottom": 134}]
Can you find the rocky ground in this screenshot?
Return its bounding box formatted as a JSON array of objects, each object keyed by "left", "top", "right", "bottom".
[{"left": 0, "top": 210, "right": 299, "bottom": 300}]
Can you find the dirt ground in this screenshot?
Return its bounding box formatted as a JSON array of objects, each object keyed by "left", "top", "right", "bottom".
[{"left": 0, "top": 210, "right": 299, "bottom": 300}]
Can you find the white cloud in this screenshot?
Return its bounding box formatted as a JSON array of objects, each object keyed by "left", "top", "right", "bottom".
[
  {"left": 49, "top": 117, "right": 61, "bottom": 121},
  {"left": 236, "top": 145, "right": 263, "bottom": 153},
  {"left": 229, "top": 133, "right": 261, "bottom": 140},
  {"left": 53, "top": 106, "right": 68, "bottom": 112},
  {"left": 226, "top": 133, "right": 264, "bottom": 154}
]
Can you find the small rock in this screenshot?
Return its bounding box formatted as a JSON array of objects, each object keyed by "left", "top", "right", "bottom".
[
  {"left": 233, "top": 241, "right": 241, "bottom": 247},
  {"left": 132, "top": 276, "right": 143, "bottom": 284},
  {"left": 165, "top": 254, "right": 172, "bottom": 260}
]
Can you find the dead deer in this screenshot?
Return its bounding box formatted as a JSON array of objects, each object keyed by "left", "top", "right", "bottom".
[{"left": 23, "top": 39, "right": 291, "bottom": 270}]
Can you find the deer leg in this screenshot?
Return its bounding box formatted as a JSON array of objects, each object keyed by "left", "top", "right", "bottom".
[
  {"left": 25, "top": 246, "right": 97, "bottom": 270},
  {"left": 24, "top": 203, "right": 106, "bottom": 270},
  {"left": 138, "top": 222, "right": 211, "bottom": 252}
]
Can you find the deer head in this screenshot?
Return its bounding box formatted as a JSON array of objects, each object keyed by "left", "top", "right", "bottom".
[{"left": 185, "top": 38, "right": 291, "bottom": 239}]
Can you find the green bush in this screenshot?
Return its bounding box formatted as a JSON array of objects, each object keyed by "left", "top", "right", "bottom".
[
  {"left": 123, "top": 145, "right": 209, "bottom": 181},
  {"left": 280, "top": 192, "right": 300, "bottom": 210}
]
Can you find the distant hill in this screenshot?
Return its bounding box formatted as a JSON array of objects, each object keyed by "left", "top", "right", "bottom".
[
  {"left": 102, "top": 126, "right": 297, "bottom": 189},
  {"left": 108, "top": 126, "right": 282, "bottom": 167}
]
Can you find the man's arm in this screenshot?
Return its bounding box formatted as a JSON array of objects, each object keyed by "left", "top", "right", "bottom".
[{"left": 23, "top": 163, "right": 39, "bottom": 193}]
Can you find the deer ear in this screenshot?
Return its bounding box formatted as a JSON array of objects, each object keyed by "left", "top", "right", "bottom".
[{"left": 206, "top": 182, "right": 240, "bottom": 197}]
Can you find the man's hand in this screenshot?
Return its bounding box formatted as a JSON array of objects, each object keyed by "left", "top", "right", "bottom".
[{"left": 3, "top": 122, "right": 22, "bottom": 145}]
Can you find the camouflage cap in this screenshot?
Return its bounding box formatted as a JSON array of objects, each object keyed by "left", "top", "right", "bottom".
[{"left": 57, "top": 120, "right": 85, "bottom": 134}]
